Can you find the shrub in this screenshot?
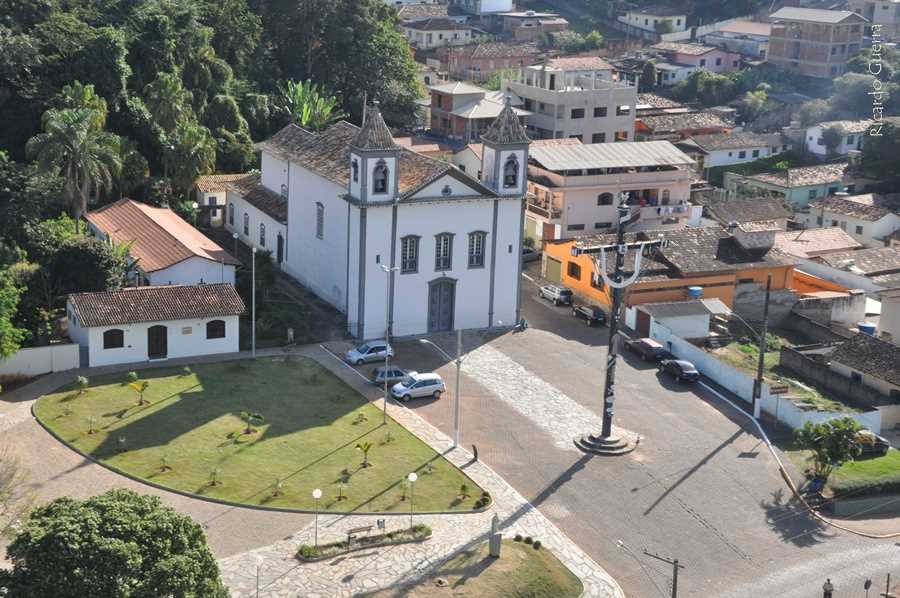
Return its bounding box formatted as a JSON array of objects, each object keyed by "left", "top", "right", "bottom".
[
  {"left": 299, "top": 544, "right": 315, "bottom": 558},
  {"left": 514, "top": 534, "right": 522, "bottom": 542},
  {"left": 76, "top": 376, "right": 89, "bottom": 395},
  {"left": 533, "top": 540, "right": 542, "bottom": 550},
  {"left": 524, "top": 536, "right": 533, "bottom": 544},
  {"left": 126, "top": 371, "right": 138, "bottom": 383},
  {"left": 182, "top": 366, "right": 193, "bottom": 376}
]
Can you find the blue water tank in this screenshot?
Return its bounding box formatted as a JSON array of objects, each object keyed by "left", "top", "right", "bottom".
[
  {"left": 858, "top": 322, "right": 876, "bottom": 336},
  {"left": 687, "top": 286, "right": 703, "bottom": 299}
]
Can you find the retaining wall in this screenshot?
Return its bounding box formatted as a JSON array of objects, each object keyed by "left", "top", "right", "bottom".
[{"left": 0, "top": 344, "right": 79, "bottom": 378}]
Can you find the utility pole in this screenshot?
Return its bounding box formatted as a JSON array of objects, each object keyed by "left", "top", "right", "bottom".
[
  {"left": 571, "top": 191, "right": 664, "bottom": 454},
  {"left": 643, "top": 550, "right": 684, "bottom": 598},
  {"left": 879, "top": 573, "right": 893, "bottom": 598},
  {"left": 752, "top": 273, "right": 772, "bottom": 420}
]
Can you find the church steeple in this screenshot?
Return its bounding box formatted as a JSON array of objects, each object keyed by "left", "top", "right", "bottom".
[
  {"left": 480, "top": 96, "right": 530, "bottom": 196},
  {"left": 348, "top": 102, "right": 400, "bottom": 203}
]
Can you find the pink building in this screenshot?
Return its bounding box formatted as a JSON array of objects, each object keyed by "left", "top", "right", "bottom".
[{"left": 651, "top": 42, "right": 743, "bottom": 73}]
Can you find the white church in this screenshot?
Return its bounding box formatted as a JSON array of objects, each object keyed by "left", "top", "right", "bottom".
[{"left": 215, "top": 101, "right": 530, "bottom": 339}]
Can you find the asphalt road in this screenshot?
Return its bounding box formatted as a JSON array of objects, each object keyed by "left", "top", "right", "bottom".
[{"left": 388, "top": 275, "right": 900, "bottom": 598}]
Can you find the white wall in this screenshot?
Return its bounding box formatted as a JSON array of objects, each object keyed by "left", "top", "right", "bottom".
[
  {"left": 802, "top": 208, "right": 900, "bottom": 249},
  {"left": 623, "top": 11, "right": 687, "bottom": 33},
  {"left": 224, "top": 188, "right": 288, "bottom": 265},
  {"left": 479, "top": 0, "right": 513, "bottom": 13},
  {"left": 794, "top": 262, "right": 885, "bottom": 293},
  {"left": 71, "top": 315, "right": 240, "bottom": 368},
  {"left": 805, "top": 125, "right": 866, "bottom": 157},
  {"left": 147, "top": 257, "right": 235, "bottom": 286},
  {"left": 0, "top": 344, "right": 79, "bottom": 377},
  {"left": 452, "top": 148, "right": 483, "bottom": 178},
  {"left": 704, "top": 145, "right": 771, "bottom": 168},
  {"left": 198, "top": 190, "right": 226, "bottom": 227},
  {"left": 879, "top": 296, "right": 900, "bottom": 340},
  {"left": 261, "top": 152, "right": 288, "bottom": 196},
  {"left": 649, "top": 313, "right": 710, "bottom": 339}
]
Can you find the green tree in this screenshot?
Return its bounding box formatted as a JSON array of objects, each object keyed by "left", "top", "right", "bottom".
[
  {"left": 0, "top": 152, "right": 65, "bottom": 245},
  {"left": 654, "top": 20, "right": 674, "bottom": 34},
  {"left": 46, "top": 235, "right": 128, "bottom": 297},
  {"left": 144, "top": 71, "right": 194, "bottom": 136},
  {"left": 1, "top": 488, "right": 228, "bottom": 598},
  {"left": 797, "top": 99, "right": 832, "bottom": 128},
  {"left": 26, "top": 108, "right": 122, "bottom": 231},
  {"left": 831, "top": 72, "right": 897, "bottom": 117},
  {"left": 795, "top": 417, "right": 862, "bottom": 481},
  {"left": 0, "top": 269, "right": 26, "bottom": 359},
  {"left": 48, "top": 81, "right": 108, "bottom": 130},
  {"left": 821, "top": 125, "right": 845, "bottom": 156},
  {"left": 22, "top": 214, "right": 78, "bottom": 264},
  {"left": 640, "top": 61, "right": 657, "bottom": 92},
  {"left": 167, "top": 121, "right": 216, "bottom": 197},
  {"left": 129, "top": 379, "right": 150, "bottom": 406},
  {"left": 740, "top": 84, "right": 770, "bottom": 123},
  {"left": 484, "top": 68, "right": 519, "bottom": 92},
  {"left": 277, "top": 79, "right": 346, "bottom": 131},
  {"left": 860, "top": 121, "right": 900, "bottom": 190},
  {"left": 114, "top": 138, "right": 149, "bottom": 199}
]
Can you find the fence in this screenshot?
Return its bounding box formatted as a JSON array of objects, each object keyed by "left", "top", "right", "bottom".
[
  {"left": 779, "top": 346, "right": 891, "bottom": 409},
  {"left": 0, "top": 344, "right": 79, "bottom": 379},
  {"left": 781, "top": 312, "right": 853, "bottom": 345},
  {"left": 648, "top": 324, "right": 882, "bottom": 433}
]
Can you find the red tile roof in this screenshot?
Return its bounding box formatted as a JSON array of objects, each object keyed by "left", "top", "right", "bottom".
[
  {"left": 85, "top": 199, "right": 239, "bottom": 273},
  {"left": 195, "top": 174, "right": 250, "bottom": 193},
  {"left": 68, "top": 283, "right": 245, "bottom": 327}
]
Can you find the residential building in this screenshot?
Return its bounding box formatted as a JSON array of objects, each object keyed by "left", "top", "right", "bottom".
[
  {"left": 650, "top": 60, "right": 698, "bottom": 87},
  {"left": 702, "top": 20, "right": 771, "bottom": 59},
  {"left": 67, "top": 284, "right": 244, "bottom": 367},
  {"left": 402, "top": 18, "right": 474, "bottom": 49},
  {"left": 635, "top": 93, "right": 691, "bottom": 117},
  {"left": 635, "top": 111, "right": 732, "bottom": 141},
  {"left": 803, "top": 120, "right": 872, "bottom": 158},
  {"left": 524, "top": 140, "right": 699, "bottom": 243},
  {"left": 195, "top": 174, "right": 248, "bottom": 227},
  {"left": 828, "top": 333, "right": 900, "bottom": 397},
  {"left": 878, "top": 287, "right": 900, "bottom": 340},
  {"left": 451, "top": 137, "right": 580, "bottom": 179},
  {"left": 768, "top": 7, "right": 867, "bottom": 79},
  {"left": 772, "top": 227, "right": 863, "bottom": 259},
  {"left": 706, "top": 197, "right": 793, "bottom": 230},
  {"left": 85, "top": 199, "right": 238, "bottom": 286},
  {"left": 497, "top": 10, "right": 569, "bottom": 41},
  {"left": 449, "top": 0, "right": 513, "bottom": 16},
  {"left": 504, "top": 57, "right": 637, "bottom": 143},
  {"left": 801, "top": 193, "right": 900, "bottom": 248},
  {"left": 796, "top": 245, "right": 900, "bottom": 292},
  {"left": 850, "top": 0, "right": 900, "bottom": 40},
  {"left": 429, "top": 82, "right": 530, "bottom": 142},
  {"left": 437, "top": 41, "right": 542, "bottom": 82},
  {"left": 651, "top": 42, "right": 743, "bottom": 74},
  {"left": 542, "top": 226, "right": 795, "bottom": 311},
  {"left": 635, "top": 298, "right": 731, "bottom": 339},
  {"left": 254, "top": 102, "right": 528, "bottom": 339},
  {"left": 620, "top": 6, "right": 688, "bottom": 34},
  {"left": 397, "top": 3, "right": 459, "bottom": 24},
  {"left": 676, "top": 132, "right": 787, "bottom": 175},
  {"left": 723, "top": 163, "right": 847, "bottom": 208},
  {"left": 223, "top": 174, "right": 288, "bottom": 264}
]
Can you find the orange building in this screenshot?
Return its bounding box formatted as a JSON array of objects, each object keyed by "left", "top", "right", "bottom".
[{"left": 542, "top": 227, "right": 795, "bottom": 310}]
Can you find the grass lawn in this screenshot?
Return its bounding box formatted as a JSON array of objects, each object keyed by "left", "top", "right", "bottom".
[
  {"left": 371, "top": 540, "right": 582, "bottom": 598},
  {"left": 714, "top": 336, "right": 858, "bottom": 413},
  {"left": 34, "top": 357, "right": 483, "bottom": 513},
  {"left": 778, "top": 440, "right": 900, "bottom": 497}
]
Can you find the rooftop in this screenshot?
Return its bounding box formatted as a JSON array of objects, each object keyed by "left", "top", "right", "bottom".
[
  {"left": 638, "top": 298, "right": 731, "bottom": 318},
  {"left": 829, "top": 333, "right": 900, "bottom": 387},
  {"left": 465, "top": 136, "right": 579, "bottom": 160},
  {"left": 397, "top": 3, "right": 450, "bottom": 21},
  {"left": 227, "top": 174, "right": 287, "bottom": 224},
  {"left": 454, "top": 41, "right": 541, "bottom": 59},
  {"left": 404, "top": 17, "right": 471, "bottom": 31},
  {"left": 813, "top": 120, "right": 873, "bottom": 134},
  {"left": 480, "top": 97, "right": 530, "bottom": 145},
  {"left": 196, "top": 174, "right": 251, "bottom": 194},
  {"left": 68, "top": 283, "right": 245, "bottom": 328},
  {"left": 627, "top": 5, "right": 685, "bottom": 16},
  {"left": 544, "top": 56, "right": 614, "bottom": 71},
  {"left": 769, "top": 7, "right": 868, "bottom": 24},
  {"left": 809, "top": 193, "right": 900, "bottom": 222},
  {"left": 638, "top": 112, "right": 731, "bottom": 133},
  {"left": 85, "top": 199, "right": 239, "bottom": 273},
  {"left": 746, "top": 162, "right": 847, "bottom": 188},
  {"left": 430, "top": 81, "right": 488, "bottom": 95},
  {"left": 717, "top": 20, "right": 772, "bottom": 36},
  {"left": 680, "top": 132, "right": 778, "bottom": 152},
  {"left": 652, "top": 42, "right": 719, "bottom": 56},
  {"left": 706, "top": 197, "right": 793, "bottom": 224},
  {"left": 820, "top": 246, "right": 900, "bottom": 276},
  {"left": 529, "top": 140, "right": 694, "bottom": 171},
  {"left": 498, "top": 10, "right": 559, "bottom": 18},
  {"left": 771, "top": 227, "right": 862, "bottom": 259},
  {"left": 636, "top": 93, "right": 685, "bottom": 109}
]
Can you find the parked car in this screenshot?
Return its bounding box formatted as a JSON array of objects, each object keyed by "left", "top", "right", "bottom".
[
  {"left": 345, "top": 340, "right": 394, "bottom": 365},
  {"left": 659, "top": 359, "right": 700, "bottom": 382},
  {"left": 390, "top": 372, "right": 446, "bottom": 402},
  {"left": 371, "top": 366, "right": 415, "bottom": 386},
  {"left": 538, "top": 284, "right": 573, "bottom": 306},
  {"left": 857, "top": 430, "right": 889, "bottom": 457},
  {"left": 624, "top": 337, "right": 670, "bottom": 361},
  {"left": 572, "top": 304, "right": 606, "bottom": 327},
  {"left": 522, "top": 246, "right": 541, "bottom": 263}
]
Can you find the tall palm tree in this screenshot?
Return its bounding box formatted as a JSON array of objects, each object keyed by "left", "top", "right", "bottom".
[
  {"left": 168, "top": 121, "right": 216, "bottom": 197},
  {"left": 277, "top": 79, "right": 346, "bottom": 131},
  {"left": 144, "top": 71, "right": 194, "bottom": 135},
  {"left": 50, "top": 81, "right": 108, "bottom": 130},
  {"left": 26, "top": 108, "right": 122, "bottom": 232}
]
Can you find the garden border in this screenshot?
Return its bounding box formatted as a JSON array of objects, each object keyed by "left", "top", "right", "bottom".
[{"left": 296, "top": 531, "right": 433, "bottom": 562}]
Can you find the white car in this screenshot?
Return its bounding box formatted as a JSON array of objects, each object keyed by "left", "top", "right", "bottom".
[
  {"left": 390, "top": 372, "right": 446, "bottom": 402},
  {"left": 345, "top": 340, "right": 394, "bottom": 365}
]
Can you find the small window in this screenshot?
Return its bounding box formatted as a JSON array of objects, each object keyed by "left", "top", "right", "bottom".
[
  {"left": 373, "top": 160, "right": 389, "bottom": 194},
  {"left": 243, "top": 213, "right": 249, "bottom": 236},
  {"left": 316, "top": 203, "right": 324, "bottom": 239},
  {"left": 662, "top": 189, "right": 670, "bottom": 204},
  {"left": 594, "top": 107, "right": 607, "bottom": 118},
  {"left": 503, "top": 155, "right": 519, "bottom": 189},
  {"left": 808, "top": 190, "right": 818, "bottom": 200},
  {"left": 259, "top": 223, "right": 266, "bottom": 247},
  {"left": 831, "top": 220, "right": 839, "bottom": 227},
  {"left": 352, "top": 159, "right": 359, "bottom": 183},
  {"left": 228, "top": 203, "right": 234, "bottom": 225},
  {"left": 700, "top": 59, "right": 706, "bottom": 66},
  {"left": 401, "top": 235, "right": 419, "bottom": 273},
  {"left": 752, "top": 149, "right": 760, "bottom": 158},
  {"left": 595, "top": 222, "right": 612, "bottom": 229},
  {"left": 615, "top": 131, "right": 628, "bottom": 142},
  {"left": 206, "top": 320, "right": 226, "bottom": 339},
  {"left": 738, "top": 150, "right": 746, "bottom": 159},
  {"left": 103, "top": 329, "right": 124, "bottom": 349},
  {"left": 855, "top": 225, "right": 863, "bottom": 235},
  {"left": 567, "top": 261, "right": 581, "bottom": 280},
  {"left": 616, "top": 105, "right": 630, "bottom": 116},
  {"left": 592, "top": 133, "right": 606, "bottom": 143},
  {"left": 597, "top": 193, "right": 614, "bottom": 206},
  {"left": 468, "top": 231, "right": 486, "bottom": 268},
  {"left": 571, "top": 108, "right": 585, "bottom": 119},
  {"left": 715, "top": 57, "right": 722, "bottom": 66},
  {"left": 847, "top": 134, "right": 856, "bottom": 145},
  {"left": 435, "top": 233, "right": 453, "bottom": 270},
  {"left": 567, "top": 224, "right": 585, "bottom": 231}
]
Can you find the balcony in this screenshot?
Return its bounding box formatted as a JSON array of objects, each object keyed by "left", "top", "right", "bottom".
[{"left": 526, "top": 197, "right": 562, "bottom": 220}]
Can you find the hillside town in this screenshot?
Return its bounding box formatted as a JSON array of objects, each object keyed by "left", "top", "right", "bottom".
[{"left": 1, "top": 0, "right": 900, "bottom": 596}]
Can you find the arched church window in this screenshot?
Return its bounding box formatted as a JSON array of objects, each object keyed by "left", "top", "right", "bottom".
[
  {"left": 373, "top": 160, "right": 388, "bottom": 194},
  {"left": 503, "top": 155, "right": 519, "bottom": 189},
  {"left": 351, "top": 159, "right": 359, "bottom": 183}
]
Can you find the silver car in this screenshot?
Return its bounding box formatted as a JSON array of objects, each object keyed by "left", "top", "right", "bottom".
[
  {"left": 345, "top": 340, "right": 394, "bottom": 365},
  {"left": 371, "top": 366, "right": 415, "bottom": 386},
  {"left": 390, "top": 372, "right": 446, "bottom": 402}
]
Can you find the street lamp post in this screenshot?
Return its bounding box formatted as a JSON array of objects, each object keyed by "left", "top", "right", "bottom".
[
  {"left": 407, "top": 472, "right": 417, "bottom": 529},
  {"left": 312, "top": 488, "right": 322, "bottom": 547},
  {"left": 251, "top": 247, "right": 257, "bottom": 358},
  {"left": 191, "top": 201, "right": 199, "bottom": 227},
  {"left": 418, "top": 330, "right": 465, "bottom": 448},
  {"left": 571, "top": 191, "right": 664, "bottom": 454},
  {"left": 232, "top": 232, "right": 239, "bottom": 258},
  {"left": 751, "top": 273, "right": 772, "bottom": 420},
  {"left": 381, "top": 265, "right": 399, "bottom": 425}
]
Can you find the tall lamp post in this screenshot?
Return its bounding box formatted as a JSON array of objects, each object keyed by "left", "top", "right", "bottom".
[
  {"left": 725, "top": 273, "right": 772, "bottom": 420},
  {"left": 251, "top": 246, "right": 257, "bottom": 358},
  {"left": 312, "top": 488, "right": 322, "bottom": 547},
  {"left": 407, "top": 472, "right": 417, "bottom": 529},
  {"left": 419, "top": 329, "right": 465, "bottom": 448},
  {"left": 232, "top": 232, "right": 239, "bottom": 258},
  {"left": 571, "top": 191, "right": 665, "bottom": 455},
  {"left": 381, "top": 264, "right": 399, "bottom": 425}
]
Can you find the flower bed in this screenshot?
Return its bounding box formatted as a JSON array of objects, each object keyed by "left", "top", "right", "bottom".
[{"left": 297, "top": 523, "right": 432, "bottom": 561}]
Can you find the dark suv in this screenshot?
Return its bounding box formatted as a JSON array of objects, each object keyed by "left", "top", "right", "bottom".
[
  {"left": 572, "top": 305, "right": 606, "bottom": 326},
  {"left": 659, "top": 359, "right": 700, "bottom": 382},
  {"left": 624, "top": 337, "right": 670, "bottom": 361}
]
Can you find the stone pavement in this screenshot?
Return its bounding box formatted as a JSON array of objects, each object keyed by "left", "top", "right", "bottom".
[{"left": 218, "top": 344, "right": 625, "bottom": 597}]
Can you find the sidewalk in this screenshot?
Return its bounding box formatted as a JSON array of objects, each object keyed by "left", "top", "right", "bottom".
[{"left": 218, "top": 343, "right": 625, "bottom": 598}]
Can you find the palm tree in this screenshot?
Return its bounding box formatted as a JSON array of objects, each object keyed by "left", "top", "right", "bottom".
[
  {"left": 129, "top": 379, "right": 150, "bottom": 406},
  {"left": 239, "top": 411, "right": 265, "bottom": 435},
  {"left": 168, "top": 121, "right": 216, "bottom": 197},
  {"left": 27, "top": 108, "right": 122, "bottom": 232},
  {"left": 50, "top": 81, "right": 108, "bottom": 130},
  {"left": 144, "top": 71, "right": 194, "bottom": 135},
  {"left": 277, "top": 80, "right": 346, "bottom": 131},
  {"left": 355, "top": 441, "right": 373, "bottom": 468}
]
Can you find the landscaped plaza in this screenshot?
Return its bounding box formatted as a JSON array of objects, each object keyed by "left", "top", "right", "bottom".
[{"left": 34, "top": 356, "right": 483, "bottom": 513}]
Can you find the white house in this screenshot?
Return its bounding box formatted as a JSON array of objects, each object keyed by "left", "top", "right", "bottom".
[
  {"left": 801, "top": 193, "right": 900, "bottom": 248},
  {"left": 195, "top": 174, "right": 249, "bottom": 227},
  {"left": 86, "top": 199, "right": 239, "bottom": 286},
  {"left": 254, "top": 101, "right": 528, "bottom": 340},
  {"left": 67, "top": 284, "right": 244, "bottom": 367},
  {"left": 224, "top": 174, "right": 289, "bottom": 266},
  {"left": 621, "top": 6, "right": 687, "bottom": 33},
  {"left": 402, "top": 18, "right": 474, "bottom": 49},
  {"left": 676, "top": 132, "right": 786, "bottom": 174},
  {"left": 805, "top": 120, "right": 872, "bottom": 157},
  {"left": 636, "top": 298, "right": 730, "bottom": 339}
]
